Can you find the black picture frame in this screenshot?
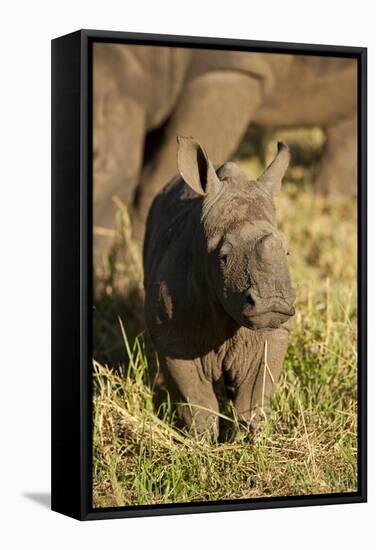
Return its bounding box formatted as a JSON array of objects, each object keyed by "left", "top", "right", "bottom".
[{"left": 51, "top": 29, "right": 367, "bottom": 521}]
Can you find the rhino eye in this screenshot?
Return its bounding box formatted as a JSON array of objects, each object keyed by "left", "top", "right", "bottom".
[{"left": 219, "top": 242, "right": 233, "bottom": 267}]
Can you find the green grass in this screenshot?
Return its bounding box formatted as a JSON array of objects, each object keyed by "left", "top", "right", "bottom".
[{"left": 92, "top": 145, "right": 357, "bottom": 508}]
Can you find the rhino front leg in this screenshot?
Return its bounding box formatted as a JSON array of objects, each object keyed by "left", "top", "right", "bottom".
[
  {"left": 93, "top": 52, "right": 146, "bottom": 266},
  {"left": 160, "top": 356, "right": 220, "bottom": 440},
  {"left": 233, "top": 327, "right": 289, "bottom": 433},
  {"left": 314, "top": 116, "right": 357, "bottom": 196}
]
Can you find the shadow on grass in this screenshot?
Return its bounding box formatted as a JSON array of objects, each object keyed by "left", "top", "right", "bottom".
[
  {"left": 93, "top": 285, "right": 173, "bottom": 421},
  {"left": 93, "top": 286, "right": 146, "bottom": 365}
]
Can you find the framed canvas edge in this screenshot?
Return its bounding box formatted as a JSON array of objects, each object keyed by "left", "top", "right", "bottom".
[
  {"left": 80, "top": 28, "right": 366, "bottom": 55},
  {"left": 51, "top": 29, "right": 367, "bottom": 521},
  {"left": 52, "top": 30, "right": 83, "bottom": 521}
]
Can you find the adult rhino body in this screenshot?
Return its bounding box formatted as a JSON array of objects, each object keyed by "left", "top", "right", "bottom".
[
  {"left": 143, "top": 137, "right": 296, "bottom": 439},
  {"left": 94, "top": 44, "right": 356, "bottom": 260}
]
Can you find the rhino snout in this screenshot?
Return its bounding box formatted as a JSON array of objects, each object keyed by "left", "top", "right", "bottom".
[
  {"left": 243, "top": 288, "right": 295, "bottom": 314},
  {"left": 241, "top": 288, "right": 295, "bottom": 329}
]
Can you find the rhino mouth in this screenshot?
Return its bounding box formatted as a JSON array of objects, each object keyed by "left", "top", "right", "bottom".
[{"left": 242, "top": 308, "right": 295, "bottom": 330}]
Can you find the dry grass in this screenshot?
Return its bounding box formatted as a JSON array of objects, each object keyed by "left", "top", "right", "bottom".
[{"left": 92, "top": 137, "right": 357, "bottom": 508}]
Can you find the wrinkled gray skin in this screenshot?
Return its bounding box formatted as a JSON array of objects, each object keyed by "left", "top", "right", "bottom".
[
  {"left": 143, "top": 138, "right": 296, "bottom": 439},
  {"left": 94, "top": 44, "right": 357, "bottom": 261}
]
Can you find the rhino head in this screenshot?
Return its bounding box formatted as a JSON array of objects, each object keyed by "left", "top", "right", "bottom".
[{"left": 177, "top": 136, "right": 296, "bottom": 330}]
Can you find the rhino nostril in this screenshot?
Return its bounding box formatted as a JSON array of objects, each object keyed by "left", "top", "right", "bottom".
[{"left": 245, "top": 291, "right": 256, "bottom": 307}]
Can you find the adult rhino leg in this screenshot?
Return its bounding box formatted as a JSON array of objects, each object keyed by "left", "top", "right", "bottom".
[
  {"left": 314, "top": 116, "right": 357, "bottom": 196},
  {"left": 161, "top": 356, "right": 220, "bottom": 441},
  {"left": 93, "top": 82, "right": 146, "bottom": 267},
  {"left": 233, "top": 327, "right": 289, "bottom": 433},
  {"left": 132, "top": 71, "right": 262, "bottom": 240}
]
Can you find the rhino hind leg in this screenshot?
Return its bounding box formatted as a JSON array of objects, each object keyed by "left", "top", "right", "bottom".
[
  {"left": 233, "top": 327, "right": 289, "bottom": 434},
  {"left": 160, "top": 356, "right": 220, "bottom": 441},
  {"left": 314, "top": 116, "right": 357, "bottom": 196}
]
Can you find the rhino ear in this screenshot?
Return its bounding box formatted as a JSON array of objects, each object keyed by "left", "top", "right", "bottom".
[
  {"left": 257, "top": 141, "right": 290, "bottom": 197},
  {"left": 177, "top": 136, "right": 222, "bottom": 196}
]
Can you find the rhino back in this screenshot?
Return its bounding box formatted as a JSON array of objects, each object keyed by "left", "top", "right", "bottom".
[
  {"left": 143, "top": 177, "right": 208, "bottom": 357},
  {"left": 143, "top": 177, "right": 200, "bottom": 288}
]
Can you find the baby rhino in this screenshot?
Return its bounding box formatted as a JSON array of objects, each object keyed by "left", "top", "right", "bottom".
[{"left": 143, "top": 137, "right": 296, "bottom": 440}]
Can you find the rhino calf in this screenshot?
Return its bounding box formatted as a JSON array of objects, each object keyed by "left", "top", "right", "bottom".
[{"left": 143, "top": 137, "right": 296, "bottom": 439}]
